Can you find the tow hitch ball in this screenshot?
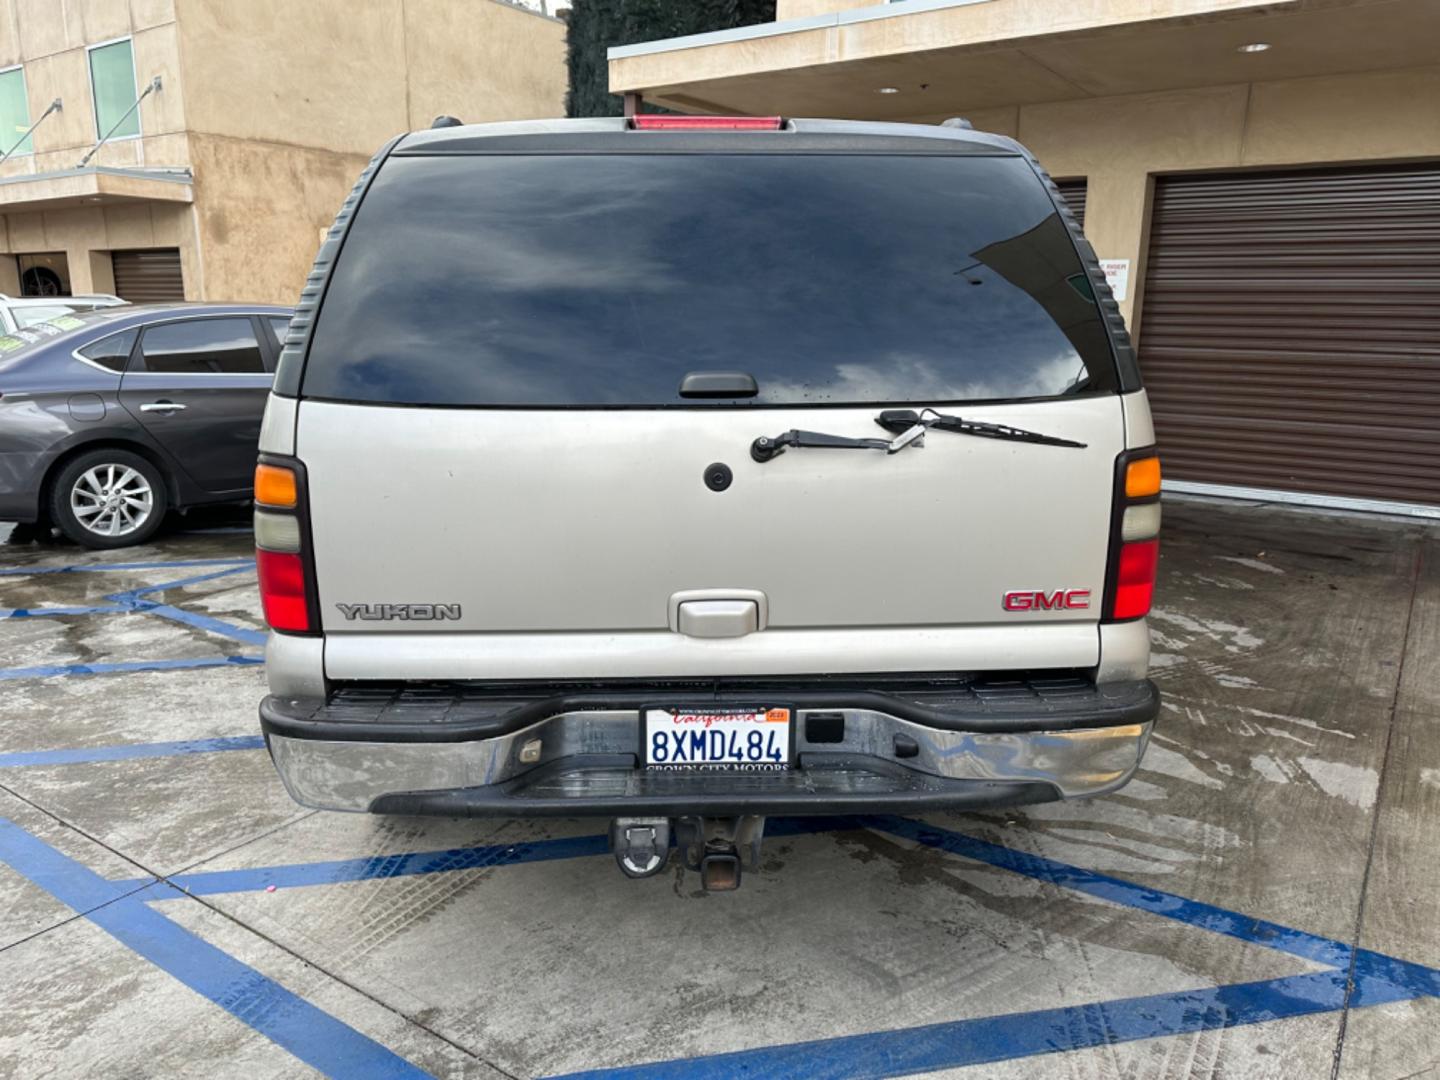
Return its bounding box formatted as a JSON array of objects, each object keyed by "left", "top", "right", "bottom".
[{"left": 610, "top": 815, "right": 767, "bottom": 892}]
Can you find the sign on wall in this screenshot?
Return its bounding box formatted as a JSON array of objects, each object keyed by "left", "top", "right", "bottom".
[{"left": 1100, "top": 258, "right": 1131, "bottom": 302}]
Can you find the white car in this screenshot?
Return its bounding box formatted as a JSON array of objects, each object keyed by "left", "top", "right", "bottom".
[
  {"left": 0, "top": 292, "right": 126, "bottom": 332},
  {"left": 252, "top": 116, "right": 1163, "bottom": 891}
]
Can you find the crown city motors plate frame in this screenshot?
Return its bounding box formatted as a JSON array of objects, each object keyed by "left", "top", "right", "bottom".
[{"left": 641, "top": 705, "right": 796, "bottom": 771}]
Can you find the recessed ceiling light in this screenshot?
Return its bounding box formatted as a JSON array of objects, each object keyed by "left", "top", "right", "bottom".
[
  {"left": 1237, "top": 42, "right": 1272, "bottom": 53},
  {"left": 877, "top": 86, "right": 900, "bottom": 94}
]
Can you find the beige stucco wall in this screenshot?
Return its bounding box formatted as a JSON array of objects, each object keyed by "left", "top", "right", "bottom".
[
  {"left": 0, "top": 0, "right": 189, "bottom": 293},
  {"left": 173, "top": 0, "right": 567, "bottom": 302},
  {"left": 0, "top": 0, "right": 184, "bottom": 178},
  {"left": 182, "top": 135, "right": 369, "bottom": 305},
  {"left": 919, "top": 63, "right": 1440, "bottom": 337}
]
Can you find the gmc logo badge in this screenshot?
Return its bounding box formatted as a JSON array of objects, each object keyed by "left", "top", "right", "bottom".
[{"left": 1003, "top": 589, "right": 1091, "bottom": 612}]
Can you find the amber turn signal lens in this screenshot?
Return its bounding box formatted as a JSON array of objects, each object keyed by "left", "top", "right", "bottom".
[
  {"left": 254, "top": 463, "right": 297, "bottom": 508},
  {"left": 1125, "top": 456, "right": 1162, "bottom": 499}
]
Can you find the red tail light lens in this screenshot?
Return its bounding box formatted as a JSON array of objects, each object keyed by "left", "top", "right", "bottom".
[
  {"left": 1111, "top": 539, "right": 1159, "bottom": 620},
  {"left": 630, "top": 115, "right": 782, "bottom": 131},
  {"left": 257, "top": 547, "right": 311, "bottom": 632}
]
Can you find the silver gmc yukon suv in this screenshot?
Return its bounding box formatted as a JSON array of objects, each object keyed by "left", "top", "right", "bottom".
[{"left": 255, "top": 116, "right": 1161, "bottom": 890}]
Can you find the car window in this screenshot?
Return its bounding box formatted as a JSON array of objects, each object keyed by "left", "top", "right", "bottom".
[
  {"left": 0, "top": 317, "right": 82, "bottom": 355},
  {"left": 266, "top": 316, "right": 290, "bottom": 349},
  {"left": 13, "top": 304, "right": 83, "bottom": 328},
  {"left": 139, "top": 318, "right": 265, "bottom": 374},
  {"left": 304, "top": 153, "right": 1118, "bottom": 407},
  {"left": 0, "top": 331, "right": 46, "bottom": 366},
  {"left": 0, "top": 309, "right": 136, "bottom": 370},
  {"left": 76, "top": 328, "right": 139, "bottom": 372}
]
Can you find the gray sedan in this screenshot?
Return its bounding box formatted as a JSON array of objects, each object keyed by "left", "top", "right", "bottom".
[{"left": 0, "top": 303, "right": 292, "bottom": 548}]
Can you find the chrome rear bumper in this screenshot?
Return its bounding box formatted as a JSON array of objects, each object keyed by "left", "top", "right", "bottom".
[{"left": 262, "top": 698, "right": 1154, "bottom": 816}]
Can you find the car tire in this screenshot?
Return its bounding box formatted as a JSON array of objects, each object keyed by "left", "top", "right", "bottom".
[{"left": 48, "top": 449, "right": 169, "bottom": 549}]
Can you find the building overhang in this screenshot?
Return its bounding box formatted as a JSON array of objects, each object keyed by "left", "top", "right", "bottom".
[
  {"left": 608, "top": 0, "right": 1440, "bottom": 119},
  {"left": 0, "top": 166, "right": 194, "bottom": 214}
]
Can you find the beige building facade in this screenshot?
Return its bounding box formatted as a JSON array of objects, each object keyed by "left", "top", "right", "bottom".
[
  {"left": 0, "top": 0, "right": 566, "bottom": 304},
  {"left": 609, "top": 0, "right": 1440, "bottom": 514}
]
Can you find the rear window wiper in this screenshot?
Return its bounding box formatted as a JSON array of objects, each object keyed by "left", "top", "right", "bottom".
[
  {"left": 751, "top": 423, "right": 926, "bottom": 463},
  {"left": 875, "top": 408, "right": 1086, "bottom": 449}
]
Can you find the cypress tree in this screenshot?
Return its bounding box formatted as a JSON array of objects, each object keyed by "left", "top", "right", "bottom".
[{"left": 565, "top": 0, "right": 777, "bottom": 118}]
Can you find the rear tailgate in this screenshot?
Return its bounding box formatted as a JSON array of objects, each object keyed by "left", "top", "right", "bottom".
[{"left": 302, "top": 395, "right": 1120, "bottom": 679}]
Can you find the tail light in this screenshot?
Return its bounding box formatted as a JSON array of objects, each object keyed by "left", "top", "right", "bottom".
[
  {"left": 1103, "top": 450, "right": 1161, "bottom": 621},
  {"left": 256, "top": 549, "right": 310, "bottom": 631},
  {"left": 629, "top": 115, "right": 782, "bottom": 131},
  {"left": 254, "top": 458, "right": 318, "bottom": 634}
]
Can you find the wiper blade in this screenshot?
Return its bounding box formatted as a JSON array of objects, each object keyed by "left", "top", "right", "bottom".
[
  {"left": 751, "top": 423, "right": 926, "bottom": 463},
  {"left": 875, "top": 409, "right": 1086, "bottom": 449}
]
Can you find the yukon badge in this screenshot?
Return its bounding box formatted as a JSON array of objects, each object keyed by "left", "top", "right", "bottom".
[
  {"left": 1003, "top": 589, "right": 1090, "bottom": 612},
  {"left": 336, "top": 603, "right": 462, "bottom": 621}
]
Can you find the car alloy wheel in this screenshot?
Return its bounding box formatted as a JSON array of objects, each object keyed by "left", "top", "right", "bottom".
[{"left": 69, "top": 463, "right": 155, "bottom": 538}]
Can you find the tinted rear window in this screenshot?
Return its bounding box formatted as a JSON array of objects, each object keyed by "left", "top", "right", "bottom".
[{"left": 303, "top": 154, "right": 1117, "bottom": 407}]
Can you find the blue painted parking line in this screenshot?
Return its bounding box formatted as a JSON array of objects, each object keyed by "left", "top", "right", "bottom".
[
  {"left": 1, "top": 597, "right": 262, "bottom": 645},
  {"left": 870, "top": 815, "right": 1350, "bottom": 967},
  {"left": 0, "top": 655, "right": 264, "bottom": 680},
  {"left": 134, "top": 819, "right": 838, "bottom": 898},
  {"left": 1, "top": 567, "right": 259, "bottom": 640},
  {"left": 0, "top": 560, "right": 265, "bottom": 677},
  {"left": 1351, "top": 947, "right": 1440, "bottom": 1001},
  {"left": 0, "top": 820, "right": 433, "bottom": 1079},
  {"left": 105, "top": 565, "right": 254, "bottom": 600},
  {"left": 0, "top": 557, "right": 253, "bottom": 576},
  {"left": 549, "top": 971, "right": 1383, "bottom": 1080},
  {"left": 0, "top": 603, "right": 129, "bottom": 618},
  {"left": 101, "top": 565, "right": 266, "bottom": 646},
  {"left": 139, "top": 603, "right": 268, "bottom": 646},
  {"left": 544, "top": 817, "right": 1440, "bottom": 1079},
  {"left": 0, "top": 818, "right": 144, "bottom": 911},
  {"left": 0, "top": 735, "right": 265, "bottom": 769},
  {"left": 150, "top": 833, "right": 614, "bottom": 898},
  {"left": 93, "top": 811, "right": 1440, "bottom": 1078}
]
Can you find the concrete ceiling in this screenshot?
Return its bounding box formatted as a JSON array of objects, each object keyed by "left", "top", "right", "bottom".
[{"left": 614, "top": 0, "right": 1440, "bottom": 120}]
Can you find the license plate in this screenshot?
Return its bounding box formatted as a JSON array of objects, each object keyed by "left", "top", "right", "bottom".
[{"left": 642, "top": 706, "right": 793, "bottom": 771}]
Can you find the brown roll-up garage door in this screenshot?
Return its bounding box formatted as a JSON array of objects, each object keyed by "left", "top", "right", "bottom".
[
  {"left": 1055, "top": 178, "right": 1087, "bottom": 230},
  {"left": 1139, "top": 163, "right": 1440, "bottom": 507},
  {"left": 111, "top": 248, "right": 185, "bottom": 303}
]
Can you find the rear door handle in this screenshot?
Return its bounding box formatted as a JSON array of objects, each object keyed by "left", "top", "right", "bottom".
[{"left": 140, "top": 401, "right": 186, "bottom": 413}]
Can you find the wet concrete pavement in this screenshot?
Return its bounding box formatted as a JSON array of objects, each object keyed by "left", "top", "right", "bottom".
[{"left": 0, "top": 497, "right": 1437, "bottom": 1078}]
